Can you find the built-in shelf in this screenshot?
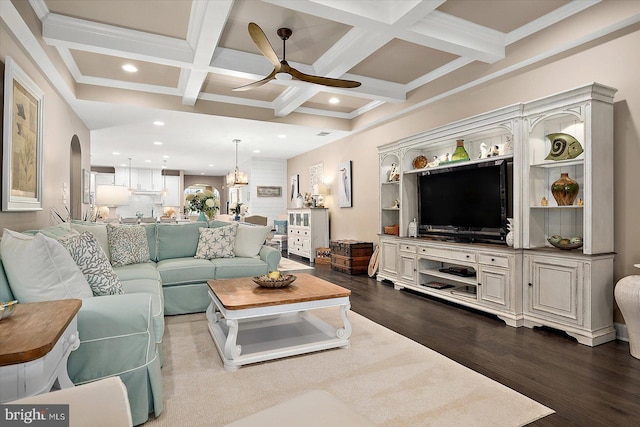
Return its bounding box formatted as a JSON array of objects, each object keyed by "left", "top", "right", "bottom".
[
  {"left": 404, "top": 154, "right": 513, "bottom": 175},
  {"left": 530, "top": 205, "right": 584, "bottom": 210},
  {"left": 418, "top": 269, "right": 477, "bottom": 286},
  {"left": 530, "top": 159, "right": 584, "bottom": 169}
]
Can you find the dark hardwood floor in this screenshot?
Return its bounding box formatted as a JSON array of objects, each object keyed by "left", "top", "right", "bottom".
[{"left": 287, "top": 255, "right": 640, "bottom": 426}]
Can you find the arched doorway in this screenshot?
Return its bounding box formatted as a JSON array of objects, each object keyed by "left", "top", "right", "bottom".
[{"left": 70, "top": 135, "right": 82, "bottom": 219}]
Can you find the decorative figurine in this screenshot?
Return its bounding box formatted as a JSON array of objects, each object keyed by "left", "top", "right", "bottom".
[
  {"left": 391, "top": 199, "right": 400, "bottom": 209},
  {"left": 427, "top": 156, "right": 440, "bottom": 168},
  {"left": 577, "top": 198, "right": 584, "bottom": 206},
  {"left": 444, "top": 153, "right": 450, "bottom": 162},
  {"left": 490, "top": 145, "right": 500, "bottom": 157},
  {"left": 480, "top": 143, "right": 489, "bottom": 159},
  {"left": 541, "top": 196, "right": 548, "bottom": 206},
  {"left": 388, "top": 163, "right": 400, "bottom": 182},
  {"left": 545, "top": 133, "right": 584, "bottom": 161}
]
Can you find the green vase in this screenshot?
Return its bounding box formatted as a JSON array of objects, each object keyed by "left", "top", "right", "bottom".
[{"left": 451, "top": 139, "right": 470, "bottom": 161}]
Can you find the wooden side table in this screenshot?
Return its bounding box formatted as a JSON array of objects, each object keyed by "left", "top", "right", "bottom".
[{"left": 0, "top": 299, "right": 82, "bottom": 402}]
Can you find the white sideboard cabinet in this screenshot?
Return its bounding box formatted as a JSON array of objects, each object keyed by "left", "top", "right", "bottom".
[
  {"left": 377, "top": 83, "right": 617, "bottom": 346},
  {"left": 287, "top": 208, "right": 329, "bottom": 263}
]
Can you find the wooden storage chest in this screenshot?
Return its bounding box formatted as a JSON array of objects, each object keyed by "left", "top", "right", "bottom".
[{"left": 330, "top": 240, "right": 374, "bottom": 275}]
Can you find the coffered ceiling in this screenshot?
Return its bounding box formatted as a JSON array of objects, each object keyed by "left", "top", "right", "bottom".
[{"left": 2, "top": 0, "right": 628, "bottom": 175}]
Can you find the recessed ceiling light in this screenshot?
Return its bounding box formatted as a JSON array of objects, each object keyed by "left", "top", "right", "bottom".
[
  {"left": 278, "top": 134, "right": 286, "bottom": 139},
  {"left": 253, "top": 149, "right": 260, "bottom": 153},
  {"left": 122, "top": 64, "right": 138, "bottom": 73},
  {"left": 112, "top": 151, "right": 120, "bottom": 155},
  {"left": 208, "top": 164, "right": 214, "bottom": 167},
  {"left": 200, "top": 172, "right": 205, "bottom": 175},
  {"left": 329, "top": 97, "right": 340, "bottom": 104},
  {"left": 153, "top": 141, "right": 163, "bottom": 145},
  {"left": 162, "top": 155, "right": 169, "bottom": 159},
  {"left": 153, "top": 121, "right": 165, "bottom": 126},
  {"left": 144, "top": 159, "right": 151, "bottom": 163},
  {"left": 162, "top": 165, "right": 167, "bottom": 169},
  {"left": 120, "top": 163, "right": 127, "bottom": 167}
]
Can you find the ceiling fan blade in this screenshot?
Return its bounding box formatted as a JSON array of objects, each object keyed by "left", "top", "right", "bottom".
[
  {"left": 231, "top": 68, "right": 277, "bottom": 91},
  {"left": 287, "top": 65, "right": 361, "bottom": 89},
  {"left": 248, "top": 22, "right": 280, "bottom": 67}
]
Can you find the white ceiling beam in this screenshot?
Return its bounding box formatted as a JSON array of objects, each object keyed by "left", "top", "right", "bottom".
[
  {"left": 181, "top": 0, "right": 233, "bottom": 106},
  {"left": 404, "top": 11, "right": 505, "bottom": 63},
  {"left": 42, "top": 13, "right": 193, "bottom": 66}
]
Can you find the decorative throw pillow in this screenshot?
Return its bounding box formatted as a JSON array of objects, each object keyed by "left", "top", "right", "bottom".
[
  {"left": 60, "top": 232, "right": 124, "bottom": 296},
  {"left": 107, "top": 224, "right": 150, "bottom": 267},
  {"left": 234, "top": 225, "right": 271, "bottom": 258},
  {"left": 71, "top": 222, "right": 111, "bottom": 261},
  {"left": 0, "top": 229, "right": 93, "bottom": 303},
  {"left": 195, "top": 224, "right": 238, "bottom": 259}
]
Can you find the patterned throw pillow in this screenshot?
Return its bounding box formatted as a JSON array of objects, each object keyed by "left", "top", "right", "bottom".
[
  {"left": 60, "top": 232, "right": 124, "bottom": 296},
  {"left": 107, "top": 223, "right": 151, "bottom": 267},
  {"left": 195, "top": 224, "right": 238, "bottom": 259}
]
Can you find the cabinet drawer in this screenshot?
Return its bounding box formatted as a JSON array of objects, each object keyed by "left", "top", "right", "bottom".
[
  {"left": 478, "top": 254, "right": 509, "bottom": 268},
  {"left": 399, "top": 243, "right": 416, "bottom": 253},
  {"left": 418, "top": 246, "right": 475, "bottom": 263}
]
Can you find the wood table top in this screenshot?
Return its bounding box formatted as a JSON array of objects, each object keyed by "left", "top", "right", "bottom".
[
  {"left": 207, "top": 273, "right": 350, "bottom": 310},
  {"left": 0, "top": 299, "right": 82, "bottom": 366}
]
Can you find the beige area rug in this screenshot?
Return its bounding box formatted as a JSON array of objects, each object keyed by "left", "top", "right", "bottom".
[
  {"left": 277, "top": 257, "right": 314, "bottom": 271},
  {"left": 147, "top": 311, "right": 553, "bottom": 427}
]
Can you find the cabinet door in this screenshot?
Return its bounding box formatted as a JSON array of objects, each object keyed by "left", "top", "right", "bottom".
[
  {"left": 163, "top": 176, "right": 181, "bottom": 206},
  {"left": 380, "top": 241, "right": 398, "bottom": 277},
  {"left": 399, "top": 253, "right": 416, "bottom": 284},
  {"left": 524, "top": 255, "right": 583, "bottom": 325},
  {"left": 478, "top": 266, "right": 509, "bottom": 309}
]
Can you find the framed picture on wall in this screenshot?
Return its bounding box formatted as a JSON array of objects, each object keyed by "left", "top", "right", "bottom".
[
  {"left": 83, "top": 169, "right": 91, "bottom": 203},
  {"left": 2, "top": 56, "right": 44, "bottom": 211},
  {"left": 338, "top": 160, "right": 352, "bottom": 208},
  {"left": 257, "top": 186, "right": 282, "bottom": 197},
  {"left": 290, "top": 174, "right": 299, "bottom": 207}
]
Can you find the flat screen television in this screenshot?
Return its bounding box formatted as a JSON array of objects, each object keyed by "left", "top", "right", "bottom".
[{"left": 418, "top": 158, "right": 512, "bottom": 243}]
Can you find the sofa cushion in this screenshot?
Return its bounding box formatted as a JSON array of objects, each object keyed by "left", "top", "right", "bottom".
[
  {"left": 157, "top": 222, "right": 208, "bottom": 260},
  {"left": 0, "top": 230, "right": 93, "bottom": 302},
  {"left": 209, "top": 220, "right": 231, "bottom": 229},
  {"left": 211, "top": 257, "right": 269, "bottom": 279},
  {"left": 71, "top": 221, "right": 111, "bottom": 262},
  {"left": 107, "top": 224, "right": 150, "bottom": 267},
  {"left": 37, "top": 223, "right": 76, "bottom": 239},
  {"left": 60, "top": 232, "right": 124, "bottom": 296},
  {"left": 141, "top": 223, "right": 158, "bottom": 262},
  {"left": 156, "top": 258, "right": 216, "bottom": 286},
  {"left": 234, "top": 225, "right": 270, "bottom": 258},
  {"left": 195, "top": 224, "right": 238, "bottom": 259},
  {"left": 112, "top": 262, "right": 160, "bottom": 282}
]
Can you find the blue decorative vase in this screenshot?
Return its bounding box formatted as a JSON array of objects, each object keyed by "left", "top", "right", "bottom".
[
  {"left": 197, "top": 212, "right": 207, "bottom": 221},
  {"left": 234, "top": 215, "right": 241, "bottom": 221}
]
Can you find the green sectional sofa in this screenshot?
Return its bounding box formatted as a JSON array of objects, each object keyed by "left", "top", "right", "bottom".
[{"left": 0, "top": 220, "right": 280, "bottom": 425}]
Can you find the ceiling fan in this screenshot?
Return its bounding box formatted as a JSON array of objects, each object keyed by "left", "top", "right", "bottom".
[{"left": 232, "top": 22, "right": 361, "bottom": 91}]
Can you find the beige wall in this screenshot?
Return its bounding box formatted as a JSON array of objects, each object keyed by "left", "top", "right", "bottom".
[
  {"left": 288, "top": 23, "right": 640, "bottom": 323},
  {"left": 0, "top": 24, "right": 91, "bottom": 232}
]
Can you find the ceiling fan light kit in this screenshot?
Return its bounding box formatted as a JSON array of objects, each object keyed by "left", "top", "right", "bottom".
[{"left": 232, "top": 23, "right": 361, "bottom": 91}]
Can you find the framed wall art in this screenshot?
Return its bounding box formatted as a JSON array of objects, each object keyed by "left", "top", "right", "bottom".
[
  {"left": 337, "top": 160, "right": 352, "bottom": 208},
  {"left": 83, "top": 169, "right": 91, "bottom": 204},
  {"left": 2, "top": 57, "right": 44, "bottom": 211},
  {"left": 290, "top": 174, "right": 299, "bottom": 207},
  {"left": 257, "top": 186, "right": 282, "bottom": 197}
]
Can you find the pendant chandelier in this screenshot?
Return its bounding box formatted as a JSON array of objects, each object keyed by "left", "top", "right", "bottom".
[{"left": 226, "top": 139, "right": 249, "bottom": 187}]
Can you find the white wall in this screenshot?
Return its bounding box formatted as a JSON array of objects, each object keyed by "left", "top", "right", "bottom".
[{"left": 246, "top": 158, "right": 288, "bottom": 226}]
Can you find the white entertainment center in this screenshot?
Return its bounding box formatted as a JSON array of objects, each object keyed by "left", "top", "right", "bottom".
[{"left": 377, "top": 83, "right": 617, "bottom": 346}]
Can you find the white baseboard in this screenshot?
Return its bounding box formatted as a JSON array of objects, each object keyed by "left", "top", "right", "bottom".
[{"left": 614, "top": 322, "right": 629, "bottom": 342}]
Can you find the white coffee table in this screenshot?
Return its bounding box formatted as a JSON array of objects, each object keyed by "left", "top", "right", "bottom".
[{"left": 206, "top": 273, "right": 352, "bottom": 371}]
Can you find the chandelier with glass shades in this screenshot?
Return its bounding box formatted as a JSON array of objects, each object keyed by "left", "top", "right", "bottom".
[{"left": 226, "top": 139, "right": 248, "bottom": 187}]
